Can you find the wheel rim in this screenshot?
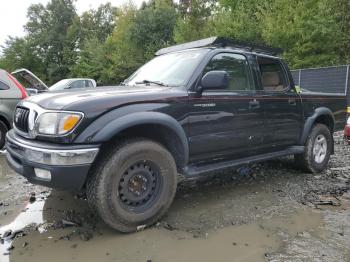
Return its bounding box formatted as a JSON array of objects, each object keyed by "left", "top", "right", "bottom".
[
  {"left": 313, "top": 134, "right": 327, "bottom": 164},
  {"left": 118, "top": 160, "right": 162, "bottom": 213}
]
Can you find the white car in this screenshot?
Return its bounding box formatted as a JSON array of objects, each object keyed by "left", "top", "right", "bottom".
[{"left": 49, "top": 78, "right": 97, "bottom": 91}]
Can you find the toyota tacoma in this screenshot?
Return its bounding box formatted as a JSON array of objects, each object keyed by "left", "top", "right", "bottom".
[{"left": 6, "top": 37, "right": 348, "bottom": 232}]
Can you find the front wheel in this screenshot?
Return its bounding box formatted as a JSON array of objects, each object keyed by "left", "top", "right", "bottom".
[
  {"left": 295, "top": 124, "right": 332, "bottom": 173},
  {"left": 87, "top": 138, "right": 177, "bottom": 232}
]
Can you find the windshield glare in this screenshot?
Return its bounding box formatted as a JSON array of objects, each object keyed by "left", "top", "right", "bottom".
[{"left": 125, "top": 49, "right": 208, "bottom": 87}]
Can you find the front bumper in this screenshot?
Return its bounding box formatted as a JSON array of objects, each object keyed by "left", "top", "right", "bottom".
[{"left": 5, "top": 130, "right": 99, "bottom": 191}]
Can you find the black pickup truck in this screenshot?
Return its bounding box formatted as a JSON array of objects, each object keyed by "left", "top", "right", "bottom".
[{"left": 6, "top": 37, "right": 347, "bottom": 232}]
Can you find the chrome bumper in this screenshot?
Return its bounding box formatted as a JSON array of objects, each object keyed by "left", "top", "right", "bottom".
[{"left": 8, "top": 137, "right": 99, "bottom": 166}]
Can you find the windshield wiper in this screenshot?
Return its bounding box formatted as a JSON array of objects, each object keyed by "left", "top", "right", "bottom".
[{"left": 135, "top": 80, "right": 167, "bottom": 86}]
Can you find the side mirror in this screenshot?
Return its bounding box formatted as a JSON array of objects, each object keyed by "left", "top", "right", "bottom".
[
  {"left": 201, "top": 71, "right": 229, "bottom": 91},
  {"left": 26, "top": 88, "right": 38, "bottom": 96}
]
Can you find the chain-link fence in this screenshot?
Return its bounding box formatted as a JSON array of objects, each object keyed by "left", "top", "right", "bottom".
[{"left": 291, "top": 65, "right": 350, "bottom": 103}]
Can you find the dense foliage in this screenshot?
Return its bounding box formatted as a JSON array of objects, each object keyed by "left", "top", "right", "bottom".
[{"left": 0, "top": 0, "right": 349, "bottom": 85}]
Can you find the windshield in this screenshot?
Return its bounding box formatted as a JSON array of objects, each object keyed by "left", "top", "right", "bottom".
[
  {"left": 125, "top": 49, "right": 209, "bottom": 87},
  {"left": 49, "top": 79, "right": 71, "bottom": 91}
]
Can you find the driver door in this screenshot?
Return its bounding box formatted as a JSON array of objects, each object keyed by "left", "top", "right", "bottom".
[{"left": 188, "top": 52, "right": 264, "bottom": 162}]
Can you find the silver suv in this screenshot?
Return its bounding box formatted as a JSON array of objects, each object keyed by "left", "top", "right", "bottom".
[
  {"left": 0, "top": 69, "right": 28, "bottom": 148},
  {"left": 1, "top": 68, "right": 97, "bottom": 148}
]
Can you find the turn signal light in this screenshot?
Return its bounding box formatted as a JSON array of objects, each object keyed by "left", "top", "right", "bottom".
[{"left": 62, "top": 115, "right": 81, "bottom": 132}]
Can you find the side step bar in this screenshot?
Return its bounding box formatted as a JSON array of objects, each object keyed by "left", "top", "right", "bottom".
[{"left": 182, "top": 146, "right": 305, "bottom": 178}]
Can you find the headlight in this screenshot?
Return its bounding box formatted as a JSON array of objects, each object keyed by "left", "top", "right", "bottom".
[{"left": 36, "top": 112, "right": 82, "bottom": 135}]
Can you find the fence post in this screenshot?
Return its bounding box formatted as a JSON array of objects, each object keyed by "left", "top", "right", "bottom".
[
  {"left": 345, "top": 65, "right": 349, "bottom": 96},
  {"left": 298, "top": 69, "right": 302, "bottom": 86}
]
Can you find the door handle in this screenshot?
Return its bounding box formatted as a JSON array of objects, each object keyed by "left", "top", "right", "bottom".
[
  {"left": 249, "top": 100, "right": 260, "bottom": 109},
  {"left": 288, "top": 99, "right": 297, "bottom": 106}
]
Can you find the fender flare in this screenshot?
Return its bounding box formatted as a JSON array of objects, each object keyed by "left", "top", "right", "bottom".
[
  {"left": 299, "top": 107, "right": 335, "bottom": 145},
  {"left": 86, "top": 111, "right": 189, "bottom": 164}
]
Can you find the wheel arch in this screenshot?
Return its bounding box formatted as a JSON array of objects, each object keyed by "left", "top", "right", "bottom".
[
  {"left": 300, "top": 107, "right": 335, "bottom": 152},
  {"left": 87, "top": 112, "right": 189, "bottom": 169}
]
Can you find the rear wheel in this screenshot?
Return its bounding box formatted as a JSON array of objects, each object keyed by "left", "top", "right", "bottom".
[
  {"left": 295, "top": 124, "right": 332, "bottom": 173},
  {"left": 0, "top": 121, "right": 8, "bottom": 149},
  {"left": 87, "top": 138, "right": 177, "bottom": 232}
]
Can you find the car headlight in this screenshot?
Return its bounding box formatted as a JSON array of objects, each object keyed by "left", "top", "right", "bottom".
[{"left": 36, "top": 112, "right": 83, "bottom": 135}]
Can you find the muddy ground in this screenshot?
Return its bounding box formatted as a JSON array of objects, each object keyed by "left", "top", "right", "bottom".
[{"left": 0, "top": 133, "right": 349, "bottom": 262}]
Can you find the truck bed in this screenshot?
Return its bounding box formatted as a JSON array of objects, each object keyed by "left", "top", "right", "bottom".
[{"left": 300, "top": 91, "right": 347, "bottom": 131}]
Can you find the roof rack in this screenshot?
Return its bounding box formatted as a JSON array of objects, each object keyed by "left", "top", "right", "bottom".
[{"left": 155, "top": 36, "right": 283, "bottom": 56}]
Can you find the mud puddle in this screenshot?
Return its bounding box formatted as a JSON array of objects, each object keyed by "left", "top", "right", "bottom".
[
  {"left": 0, "top": 133, "right": 349, "bottom": 261},
  {"left": 0, "top": 153, "right": 46, "bottom": 226},
  {"left": 1, "top": 192, "right": 324, "bottom": 262},
  {"left": 267, "top": 193, "right": 350, "bottom": 262}
]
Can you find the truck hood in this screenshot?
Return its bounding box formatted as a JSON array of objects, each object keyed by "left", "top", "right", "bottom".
[{"left": 23, "top": 85, "right": 185, "bottom": 113}]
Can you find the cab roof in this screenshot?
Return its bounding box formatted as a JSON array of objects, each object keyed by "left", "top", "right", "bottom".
[{"left": 156, "top": 36, "right": 283, "bottom": 57}]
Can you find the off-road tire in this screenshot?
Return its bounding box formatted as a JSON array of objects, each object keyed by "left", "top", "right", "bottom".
[
  {"left": 87, "top": 138, "right": 177, "bottom": 232},
  {"left": 0, "top": 121, "right": 8, "bottom": 149},
  {"left": 295, "top": 124, "right": 332, "bottom": 173}
]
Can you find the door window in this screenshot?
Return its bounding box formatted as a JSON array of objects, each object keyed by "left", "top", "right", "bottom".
[
  {"left": 86, "top": 80, "right": 94, "bottom": 88},
  {"left": 257, "top": 57, "right": 288, "bottom": 92},
  {"left": 0, "top": 81, "right": 10, "bottom": 90},
  {"left": 70, "top": 80, "right": 86, "bottom": 89},
  {"left": 203, "top": 53, "right": 252, "bottom": 91}
]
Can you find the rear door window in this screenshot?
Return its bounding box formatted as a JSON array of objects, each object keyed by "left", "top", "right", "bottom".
[
  {"left": 257, "top": 57, "right": 288, "bottom": 92},
  {"left": 0, "top": 81, "right": 10, "bottom": 90}
]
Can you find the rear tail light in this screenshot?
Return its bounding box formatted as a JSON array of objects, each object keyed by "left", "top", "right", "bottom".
[
  {"left": 345, "top": 124, "right": 350, "bottom": 139},
  {"left": 7, "top": 73, "right": 27, "bottom": 99}
]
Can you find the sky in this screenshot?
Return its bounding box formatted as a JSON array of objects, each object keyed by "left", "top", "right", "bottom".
[{"left": 0, "top": 0, "right": 145, "bottom": 50}]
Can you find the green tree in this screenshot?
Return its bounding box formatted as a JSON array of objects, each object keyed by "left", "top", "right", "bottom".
[
  {"left": 70, "top": 37, "right": 107, "bottom": 84},
  {"left": 0, "top": 37, "right": 45, "bottom": 79},
  {"left": 70, "top": 3, "right": 118, "bottom": 82},
  {"left": 2, "top": 0, "right": 349, "bottom": 86},
  {"left": 174, "top": 0, "right": 216, "bottom": 43},
  {"left": 332, "top": 0, "right": 350, "bottom": 64},
  {"left": 260, "top": 0, "right": 343, "bottom": 68},
  {"left": 130, "top": 0, "right": 177, "bottom": 59},
  {"left": 25, "top": 0, "right": 78, "bottom": 84},
  {"left": 87, "top": 1, "right": 177, "bottom": 84},
  {"left": 79, "top": 3, "right": 118, "bottom": 44},
  {"left": 100, "top": 4, "right": 141, "bottom": 84},
  {"left": 210, "top": 0, "right": 268, "bottom": 42}
]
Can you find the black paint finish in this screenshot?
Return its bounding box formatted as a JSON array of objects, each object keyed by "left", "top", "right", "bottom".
[{"left": 7, "top": 47, "right": 348, "bottom": 190}]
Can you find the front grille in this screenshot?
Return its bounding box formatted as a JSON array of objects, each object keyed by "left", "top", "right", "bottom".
[{"left": 14, "top": 107, "right": 30, "bottom": 133}]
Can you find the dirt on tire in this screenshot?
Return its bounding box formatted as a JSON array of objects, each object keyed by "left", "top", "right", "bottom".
[{"left": 87, "top": 138, "right": 177, "bottom": 232}]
